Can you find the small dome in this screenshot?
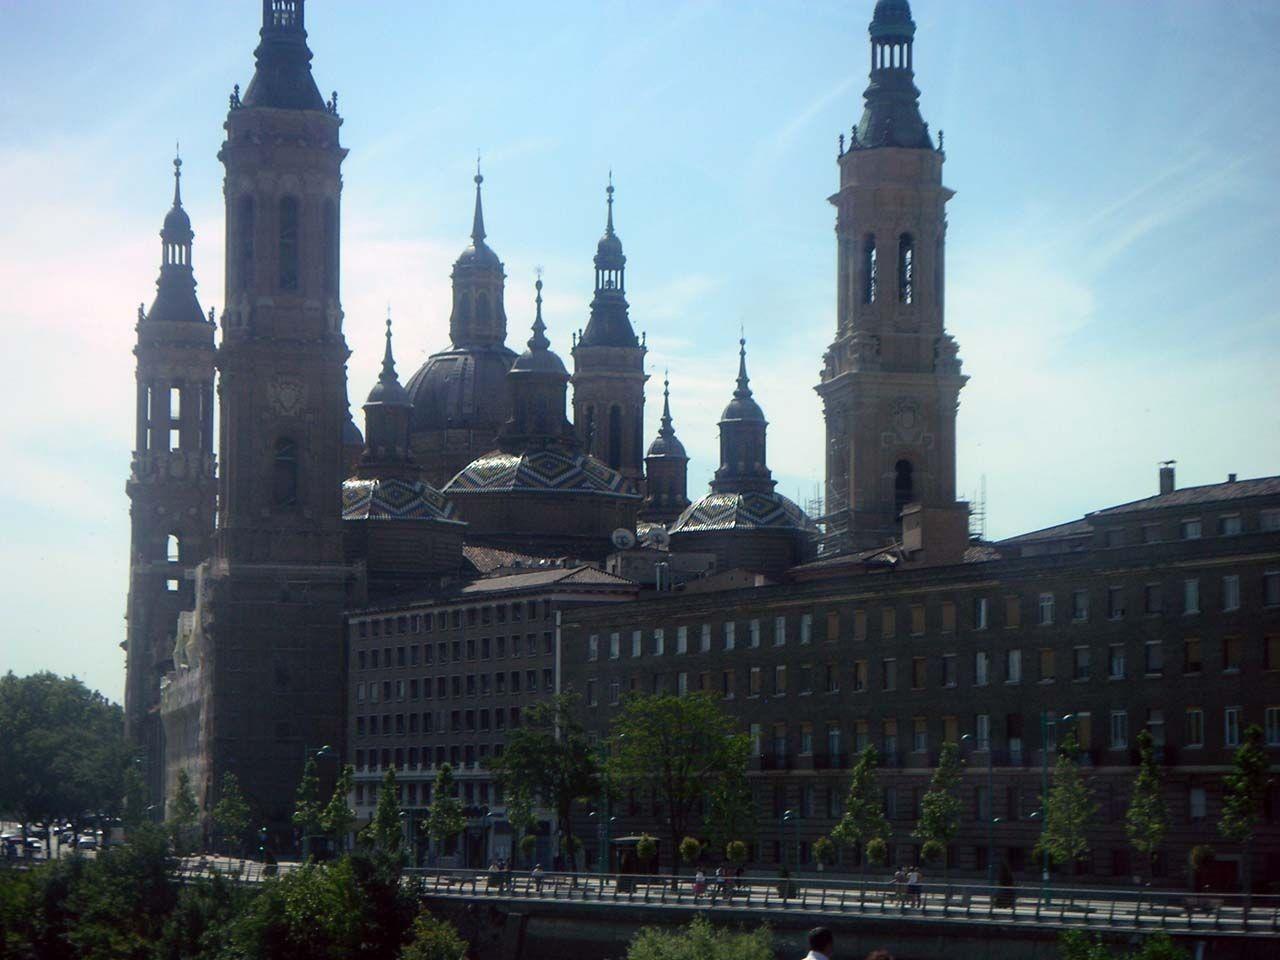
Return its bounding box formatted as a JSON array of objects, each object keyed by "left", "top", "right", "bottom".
[
  {"left": 366, "top": 375, "right": 410, "bottom": 406},
  {"left": 646, "top": 432, "right": 687, "bottom": 459},
  {"left": 596, "top": 230, "right": 624, "bottom": 263},
  {"left": 511, "top": 345, "right": 567, "bottom": 377},
  {"left": 720, "top": 393, "right": 765, "bottom": 423},
  {"left": 163, "top": 204, "right": 192, "bottom": 238},
  {"left": 445, "top": 448, "right": 635, "bottom": 499},
  {"left": 454, "top": 239, "right": 502, "bottom": 271},
  {"left": 342, "top": 476, "right": 462, "bottom": 523},
  {"left": 669, "top": 490, "right": 815, "bottom": 535}
]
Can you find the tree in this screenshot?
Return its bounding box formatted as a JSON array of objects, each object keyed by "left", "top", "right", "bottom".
[
  {"left": 725, "top": 840, "right": 748, "bottom": 867},
  {"left": 210, "top": 772, "right": 251, "bottom": 857},
  {"left": 0, "top": 672, "right": 130, "bottom": 835},
  {"left": 914, "top": 741, "right": 963, "bottom": 883},
  {"left": 1035, "top": 732, "right": 1097, "bottom": 873},
  {"left": 321, "top": 764, "right": 357, "bottom": 855},
  {"left": 626, "top": 916, "right": 773, "bottom": 960},
  {"left": 831, "top": 746, "right": 891, "bottom": 882},
  {"left": 678, "top": 836, "right": 702, "bottom": 866},
  {"left": 812, "top": 836, "right": 835, "bottom": 869},
  {"left": 400, "top": 911, "right": 468, "bottom": 960},
  {"left": 168, "top": 768, "right": 200, "bottom": 856},
  {"left": 636, "top": 833, "right": 658, "bottom": 870},
  {"left": 424, "top": 764, "right": 465, "bottom": 863},
  {"left": 293, "top": 755, "right": 323, "bottom": 851},
  {"left": 487, "top": 692, "right": 599, "bottom": 872},
  {"left": 368, "top": 767, "right": 404, "bottom": 871},
  {"left": 122, "top": 765, "right": 149, "bottom": 830},
  {"left": 505, "top": 788, "right": 537, "bottom": 867},
  {"left": 606, "top": 693, "right": 750, "bottom": 876},
  {"left": 1125, "top": 730, "right": 1169, "bottom": 884},
  {"left": 703, "top": 770, "right": 756, "bottom": 861},
  {"left": 1219, "top": 723, "right": 1268, "bottom": 909}
]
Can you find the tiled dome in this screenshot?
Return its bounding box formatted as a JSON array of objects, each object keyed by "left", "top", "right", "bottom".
[
  {"left": 444, "top": 448, "right": 635, "bottom": 499},
  {"left": 341, "top": 477, "right": 462, "bottom": 523},
  {"left": 669, "top": 490, "right": 815, "bottom": 534}
]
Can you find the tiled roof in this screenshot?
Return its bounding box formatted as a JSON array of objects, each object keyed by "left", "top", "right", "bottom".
[
  {"left": 1088, "top": 475, "right": 1280, "bottom": 517},
  {"left": 445, "top": 448, "right": 639, "bottom": 499},
  {"left": 670, "top": 491, "right": 816, "bottom": 535},
  {"left": 341, "top": 477, "right": 462, "bottom": 523},
  {"left": 459, "top": 566, "right": 635, "bottom": 595},
  {"left": 998, "top": 517, "right": 1093, "bottom": 545},
  {"left": 462, "top": 545, "right": 563, "bottom": 574}
]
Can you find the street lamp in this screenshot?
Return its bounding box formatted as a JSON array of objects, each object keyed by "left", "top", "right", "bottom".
[
  {"left": 781, "top": 809, "right": 795, "bottom": 872},
  {"left": 480, "top": 806, "right": 492, "bottom": 866},
  {"left": 301, "top": 744, "right": 335, "bottom": 860},
  {"left": 1038, "top": 713, "right": 1076, "bottom": 904},
  {"left": 960, "top": 733, "right": 997, "bottom": 885}
]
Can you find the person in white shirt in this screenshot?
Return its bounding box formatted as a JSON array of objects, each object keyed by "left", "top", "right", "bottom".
[{"left": 803, "top": 926, "right": 834, "bottom": 959}]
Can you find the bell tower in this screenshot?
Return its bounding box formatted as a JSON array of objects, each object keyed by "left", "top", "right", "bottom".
[{"left": 815, "top": 0, "right": 968, "bottom": 557}]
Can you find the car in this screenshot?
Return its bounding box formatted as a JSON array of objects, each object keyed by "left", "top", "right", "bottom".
[{"left": 76, "top": 835, "right": 98, "bottom": 850}]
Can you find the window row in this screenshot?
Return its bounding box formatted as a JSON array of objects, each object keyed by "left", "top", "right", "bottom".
[
  {"left": 1102, "top": 508, "right": 1280, "bottom": 547},
  {"left": 354, "top": 705, "right": 522, "bottom": 738},
  {"left": 354, "top": 777, "right": 501, "bottom": 809},
  {"left": 353, "top": 744, "right": 505, "bottom": 776},
  {"left": 356, "top": 668, "right": 555, "bottom": 704},
  {"left": 355, "top": 632, "right": 553, "bottom": 670},
  {"left": 352, "top": 600, "right": 553, "bottom": 640}
]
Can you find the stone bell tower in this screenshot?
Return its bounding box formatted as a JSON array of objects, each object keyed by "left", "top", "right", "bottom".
[{"left": 815, "top": 0, "right": 968, "bottom": 558}]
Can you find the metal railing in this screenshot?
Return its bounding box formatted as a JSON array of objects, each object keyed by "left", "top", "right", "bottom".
[{"left": 404, "top": 867, "right": 1280, "bottom": 936}]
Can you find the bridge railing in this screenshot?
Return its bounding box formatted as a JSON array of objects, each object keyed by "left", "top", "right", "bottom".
[{"left": 404, "top": 867, "right": 1280, "bottom": 936}]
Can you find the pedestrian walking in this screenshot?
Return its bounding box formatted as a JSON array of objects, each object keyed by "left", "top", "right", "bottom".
[
  {"left": 907, "top": 866, "right": 922, "bottom": 908},
  {"left": 532, "top": 862, "right": 544, "bottom": 893},
  {"left": 693, "top": 867, "right": 706, "bottom": 897},
  {"left": 891, "top": 866, "right": 906, "bottom": 904}
]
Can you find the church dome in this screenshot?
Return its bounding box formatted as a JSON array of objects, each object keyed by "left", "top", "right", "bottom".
[
  {"left": 405, "top": 345, "right": 515, "bottom": 433},
  {"left": 445, "top": 448, "right": 633, "bottom": 499},
  {"left": 669, "top": 490, "right": 815, "bottom": 535},
  {"left": 646, "top": 431, "right": 686, "bottom": 459},
  {"left": 342, "top": 476, "right": 462, "bottom": 523},
  {"left": 455, "top": 238, "right": 502, "bottom": 271},
  {"left": 343, "top": 415, "right": 364, "bottom": 447},
  {"left": 163, "top": 203, "right": 193, "bottom": 238},
  {"left": 720, "top": 392, "right": 765, "bottom": 423}
]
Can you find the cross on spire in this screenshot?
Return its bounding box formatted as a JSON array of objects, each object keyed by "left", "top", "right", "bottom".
[{"left": 471, "top": 153, "right": 486, "bottom": 244}]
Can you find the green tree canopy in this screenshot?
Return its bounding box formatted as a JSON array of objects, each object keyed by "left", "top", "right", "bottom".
[
  {"left": 626, "top": 916, "right": 772, "bottom": 960},
  {"left": 368, "top": 767, "right": 404, "bottom": 871},
  {"left": 168, "top": 769, "right": 201, "bottom": 856},
  {"left": 424, "top": 764, "right": 466, "bottom": 859},
  {"left": 1125, "top": 730, "right": 1169, "bottom": 882},
  {"left": 321, "top": 764, "right": 357, "bottom": 854},
  {"left": 1036, "top": 732, "right": 1097, "bottom": 870},
  {"left": 210, "top": 772, "right": 251, "bottom": 857},
  {"left": 1219, "top": 723, "right": 1269, "bottom": 906},
  {"left": 914, "top": 741, "right": 963, "bottom": 879},
  {"left": 487, "top": 692, "right": 599, "bottom": 871},
  {"left": 0, "top": 672, "right": 130, "bottom": 830},
  {"left": 831, "top": 746, "right": 891, "bottom": 874},
  {"left": 606, "top": 693, "right": 749, "bottom": 875},
  {"left": 293, "top": 756, "right": 323, "bottom": 839},
  {"left": 703, "top": 768, "right": 756, "bottom": 860},
  {"left": 399, "top": 911, "right": 468, "bottom": 960}
]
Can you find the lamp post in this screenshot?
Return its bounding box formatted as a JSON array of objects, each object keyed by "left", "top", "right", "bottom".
[
  {"left": 1038, "top": 713, "right": 1076, "bottom": 905},
  {"left": 301, "top": 744, "right": 335, "bottom": 860},
  {"left": 781, "top": 809, "right": 794, "bottom": 872},
  {"left": 960, "top": 733, "right": 997, "bottom": 885}
]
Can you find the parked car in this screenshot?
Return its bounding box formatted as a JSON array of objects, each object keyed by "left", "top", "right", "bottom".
[{"left": 76, "top": 835, "right": 99, "bottom": 850}]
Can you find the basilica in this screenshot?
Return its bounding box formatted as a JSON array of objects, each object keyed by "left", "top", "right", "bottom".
[{"left": 124, "top": 0, "right": 1279, "bottom": 888}]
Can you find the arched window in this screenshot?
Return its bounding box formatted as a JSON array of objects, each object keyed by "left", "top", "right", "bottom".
[
  {"left": 476, "top": 291, "right": 491, "bottom": 326},
  {"left": 237, "top": 195, "right": 255, "bottom": 292},
  {"left": 583, "top": 406, "right": 596, "bottom": 455},
  {"left": 608, "top": 406, "right": 623, "bottom": 469},
  {"left": 862, "top": 235, "right": 878, "bottom": 304},
  {"left": 457, "top": 292, "right": 472, "bottom": 324},
  {"left": 166, "top": 534, "right": 181, "bottom": 563},
  {"left": 322, "top": 198, "right": 338, "bottom": 296},
  {"left": 898, "top": 234, "right": 914, "bottom": 304},
  {"left": 278, "top": 196, "right": 299, "bottom": 291},
  {"left": 894, "top": 459, "right": 914, "bottom": 516},
  {"left": 272, "top": 438, "right": 299, "bottom": 509}
]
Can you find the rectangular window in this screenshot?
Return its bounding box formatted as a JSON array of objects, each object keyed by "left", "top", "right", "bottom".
[
  {"left": 1189, "top": 787, "right": 1207, "bottom": 822},
  {"left": 1185, "top": 708, "right": 1204, "bottom": 748},
  {"left": 586, "top": 680, "right": 597, "bottom": 707},
  {"left": 800, "top": 722, "right": 813, "bottom": 756},
  {"left": 1144, "top": 640, "right": 1164, "bottom": 676},
  {"left": 1005, "top": 649, "right": 1022, "bottom": 684},
  {"left": 853, "top": 609, "right": 867, "bottom": 641},
  {"left": 676, "top": 625, "right": 688, "bottom": 654},
  {"left": 800, "top": 613, "right": 813, "bottom": 645},
  {"left": 882, "top": 718, "right": 898, "bottom": 756},
  {"left": 823, "top": 663, "right": 837, "bottom": 693},
  {"left": 723, "top": 622, "right": 735, "bottom": 651},
  {"left": 855, "top": 719, "right": 870, "bottom": 753},
  {"left": 1224, "top": 636, "right": 1242, "bottom": 672},
  {"left": 973, "top": 597, "right": 989, "bottom": 631},
  {"left": 1265, "top": 572, "right": 1280, "bottom": 608},
  {"left": 700, "top": 624, "right": 711, "bottom": 652},
  {"left": 607, "top": 631, "right": 619, "bottom": 659},
  {"left": 881, "top": 657, "right": 897, "bottom": 691},
  {"left": 1107, "top": 586, "right": 1125, "bottom": 620},
  {"left": 588, "top": 635, "right": 599, "bottom": 661},
  {"left": 826, "top": 610, "right": 840, "bottom": 642},
  {"left": 1264, "top": 707, "right": 1280, "bottom": 747},
  {"left": 632, "top": 630, "right": 642, "bottom": 657},
  {"left": 913, "top": 716, "right": 928, "bottom": 753},
  {"left": 1222, "top": 575, "right": 1241, "bottom": 612},
  {"left": 748, "top": 666, "right": 762, "bottom": 697},
  {"left": 1005, "top": 596, "right": 1021, "bottom": 629},
  {"left": 774, "top": 615, "right": 786, "bottom": 646},
  {"left": 853, "top": 659, "right": 868, "bottom": 692},
  {"left": 774, "top": 664, "right": 787, "bottom": 696},
  {"left": 1038, "top": 593, "right": 1055, "bottom": 626},
  {"left": 942, "top": 654, "right": 958, "bottom": 688},
  {"left": 677, "top": 671, "right": 688, "bottom": 696},
  {"left": 773, "top": 723, "right": 788, "bottom": 759},
  {"left": 1147, "top": 708, "right": 1165, "bottom": 747},
  {"left": 748, "top": 619, "right": 761, "bottom": 648},
  {"left": 1180, "top": 518, "right": 1202, "bottom": 540},
  {"left": 1039, "top": 647, "right": 1055, "bottom": 682},
  {"left": 1183, "top": 638, "right": 1202, "bottom": 674},
  {"left": 1218, "top": 514, "right": 1242, "bottom": 536},
  {"left": 1142, "top": 523, "right": 1161, "bottom": 544},
  {"left": 976, "top": 714, "right": 990, "bottom": 752},
  {"left": 911, "top": 657, "right": 927, "bottom": 689},
  {"left": 609, "top": 680, "right": 620, "bottom": 705},
  {"left": 827, "top": 722, "right": 842, "bottom": 757},
  {"left": 1109, "top": 711, "right": 1129, "bottom": 750},
  {"left": 1183, "top": 579, "right": 1200, "bottom": 615},
  {"left": 653, "top": 628, "right": 665, "bottom": 656},
  {"left": 1108, "top": 644, "right": 1126, "bottom": 680},
  {"left": 975, "top": 651, "right": 989, "bottom": 687},
  {"left": 1262, "top": 509, "right": 1280, "bottom": 532},
  {"left": 910, "top": 605, "right": 926, "bottom": 636},
  {"left": 1224, "top": 707, "right": 1242, "bottom": 747},
  {"left": 749, "top": 723, "right": 762, "bottom": 756},
  {"left": 1071, "top": 589, "right": 1089, "bottom": 622},
  {"left": 941, "top": 601, "right": 956, "bottom": 633},
  {"left": 1073, "top": 645, "right": 1090, "bottom": 681},
  {"left": 943, "top": 715, "right": 959, "bottom": 744},
  {"left": 1267, "top": 635, "right": 1280, "bottom": 670},
  {"left": 1144, "top": 584, "right": 1163, "bottom": 616},
  {"left": 721, "top": 669, "right": 735, "bottom": 699},
  {"left": 881, "top": 607, "right": 896, "bottom": 639}
]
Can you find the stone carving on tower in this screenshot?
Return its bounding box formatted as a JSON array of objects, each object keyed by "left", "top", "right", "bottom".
[
  {"left": 571, "top": 179, "right": 648, "bottom": 491},
  {"left": 159, "top": 0, "right": 353, "bottom": 833},
  {"left": 815, "top": 0, "right": 969, "bottom": 558},
  {"left": 405, "top": 167, "right": 516, "bottom": 487},
  {"left": 124, "top": 153, "right": 217, "bottom": 808}
]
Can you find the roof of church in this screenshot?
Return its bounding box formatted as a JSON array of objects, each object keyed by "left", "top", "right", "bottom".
[
  {"left": 646, "top": 375, "right": 687, "bottom": 459},
  {"left": 1088, "top": 475, "right": 1280, "bottom": 517},
  {"left": 240, "top": 0, "right": 327, "bottom": 111},
  {"left": 670, "top": 490, "right": 815, "bottom": 535},
  {"left": 405, "top": 345, "right": 515, "bottom": 433},
  {"left": 341, "top": 477, "right": 462, "bottom": 523},
  {"left": 445, "top": 447, "right": 639, "bottom": 500},
  {"left": 362, "top": 563, "right": 637, "bottom": 610}
]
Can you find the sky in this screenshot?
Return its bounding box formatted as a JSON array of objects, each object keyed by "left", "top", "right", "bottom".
[{"left": 1, "top": 0, "right": 1277, "bottom": 704}]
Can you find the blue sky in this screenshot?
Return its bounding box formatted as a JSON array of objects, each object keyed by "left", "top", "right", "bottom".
[{"left": 1, "top": 1, "right": 1277, "bottom": 703}]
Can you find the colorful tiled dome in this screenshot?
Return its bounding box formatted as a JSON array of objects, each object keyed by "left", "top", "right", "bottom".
[
  {"left": 341, "top": 477, "right": 462, "bottom": 523},
  {"left": 669, "top": 490, "right": 815, "bottom": 534},
  {"left": 444, "top": 448, "right": 635, "bottom": 499}
]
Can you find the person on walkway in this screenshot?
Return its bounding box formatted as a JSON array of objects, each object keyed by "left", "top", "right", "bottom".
[
  {"left": 532, "top": 862, "right": 544, "bottom": 893},
  {"left": 892, "top": 866, "right": 906, "bottom": 904},
  {"left": 907, "top": 866, "right": 923, "bottom": 908},
  {"left": 693, "top": 867, "right": 707, "bottom": 897},
  {"left": 803, "top": 926, "right": 834, "bottom": 960}
]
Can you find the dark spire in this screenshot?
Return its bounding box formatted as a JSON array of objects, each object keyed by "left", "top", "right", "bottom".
[
  {"left": 241, "top": 0, "right": 326, "bottom": 111},
  {"left": 172, "top": 145, "right": 182, "bottom": 207},
  {"left": 471, "top": 155, "right": 486, "bottom": 244},
  {"left": 660, "top": 372, "right": 673, "bottom": 433},
  {"left": 502, "top": 275, "right": 575, "bottom": 451},
  {"left": 646, "top": 371, "right": 688, "bottom": 460},
  {"left": 578, "top": 176, "right": 639, "bottom": 349},
  {"left": 511, "top": 273, "right": 564, "bottom": 376},
  {"left": 360, "top": 309, "right": 415, "bottom": 473},
  {"left": 148, "top": 151, "right": 205, "bottom": 325},
  {"left": 529, "top": 277, "right": 549, "bottom": 352},
  {"left": 366, "top": 309, "right": 411, "bottom": 406},
  {"left": 712, "top": 336, "right": 773, "bottom": 494},
  {"left": 853, "top": 0, "right": 933, "bottom": 150}
]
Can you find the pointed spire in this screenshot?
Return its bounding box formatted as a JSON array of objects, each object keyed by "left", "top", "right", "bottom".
[
  {"left": 379, "top": 307, "right": 398, "bottom": 384},
  {"left": 365, "top": 306, "right": 410, "bottom": 407},
  {"left": 172, "top": 145, "right": 183, "bottom": 209},
  {"left": 605, "top": 169, "right": 615, "bottom": 237},
  {"left": 734, "top": 335, "right": 752, "bottom": 400},
  {"left": 471, "top": 154, "right": 486, "bottom": 244},
  {"left": 659, "top": 371, "right": 674, "bottom": 437},
  {"left": 528, "top": 273, "right": 549, "bottom": 353}
]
